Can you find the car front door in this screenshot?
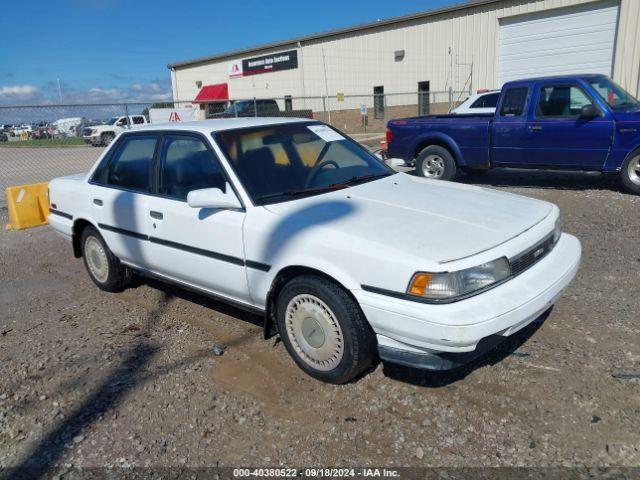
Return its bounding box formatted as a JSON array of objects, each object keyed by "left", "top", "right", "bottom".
[
  {"left": 520, "top": 83, "right": 613, "bottom": 168},
  {"left": 89, "top": 133, "right": 158, "bottom": 268},
  {"left": 146, "top": 132, "right": 250, "bottom": 304}
]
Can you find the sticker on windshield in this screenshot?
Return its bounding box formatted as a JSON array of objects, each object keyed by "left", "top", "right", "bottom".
[{"left": 307, "top": 124, "right": 345, "bottom": 142}]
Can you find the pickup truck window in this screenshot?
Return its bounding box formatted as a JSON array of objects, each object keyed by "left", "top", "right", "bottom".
[
  {"left": 159, "top": 135, "right": 226, "bottom": 201},
  {"left": 587, "top": 77, "right": 639, "bottom": 111},
  {"left": 535, "top": 85, "right": 594, "bottom": 118},
  {"left": 499, "top": 88, "right": 528, "bottom": 116},
  {"left": 104, "top": 135, "right": 157, "bottom": 192}
]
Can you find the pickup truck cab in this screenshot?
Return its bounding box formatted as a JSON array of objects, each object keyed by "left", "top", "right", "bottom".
[
  {"left": 387, "top": 74, "right": 640, "bottom": 194},
  {"left": 82, "top": 115, "right": 147, "bottom": 146},
  {"left": 48, "top": 118, "right": 581, "bottom": 383}
]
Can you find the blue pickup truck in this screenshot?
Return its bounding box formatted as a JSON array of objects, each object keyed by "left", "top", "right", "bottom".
[{"left": 387, "top": 74, "right": 640, "bottom": 194}]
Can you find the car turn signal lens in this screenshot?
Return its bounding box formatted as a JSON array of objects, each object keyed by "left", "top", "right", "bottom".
[{"left": 408, "top": 273, "right": 432, "bottom": 296}]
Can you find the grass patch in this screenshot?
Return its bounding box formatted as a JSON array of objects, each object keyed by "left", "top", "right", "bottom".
[{"left": 0, "top": 137, "right": 87, "bottom": 148}]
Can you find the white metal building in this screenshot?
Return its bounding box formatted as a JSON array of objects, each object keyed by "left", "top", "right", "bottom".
[{"left": 168, "top": 0, "right": 640, "bottom": 114}]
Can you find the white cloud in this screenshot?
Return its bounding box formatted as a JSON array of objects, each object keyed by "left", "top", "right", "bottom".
[{"left": 0, "top": 85, "right": 40, "bottom": 96}]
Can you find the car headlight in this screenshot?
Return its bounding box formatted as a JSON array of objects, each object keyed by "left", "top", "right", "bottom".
[
  {"left": 553, "top": 216, "right": 562, "bottom": 244},
  {"left": 407, "top": 257, "right": 511, "bottom": 301}
]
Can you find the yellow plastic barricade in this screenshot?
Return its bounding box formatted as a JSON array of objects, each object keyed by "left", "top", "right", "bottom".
[{"left": 5, "top": 182, "right": 50, "bottom": 230}]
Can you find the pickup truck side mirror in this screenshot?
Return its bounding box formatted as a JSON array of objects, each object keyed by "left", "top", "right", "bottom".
[
  {"left": 579, "top": 104, "right": 600, "bottom": 119},
  {"left": 187, "top": 183, "right": 241, "bottom": 210}
]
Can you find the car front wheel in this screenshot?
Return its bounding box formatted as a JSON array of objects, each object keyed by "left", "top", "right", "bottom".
[
  {"left": 276, "top": 275, "right": 377, "bottom": 384},
  {"left": 620, "top": 152, "right": 640, "bottom": 195},
  {"left": 81, "top": 225, "right": 131, "bottom": 292}
]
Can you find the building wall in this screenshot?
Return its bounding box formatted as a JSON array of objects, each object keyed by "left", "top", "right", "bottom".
[{"left": 171, "top": 0, "right": 640, "bottom": 105}]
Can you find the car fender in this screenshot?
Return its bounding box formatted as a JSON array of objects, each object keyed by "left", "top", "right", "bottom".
[{"left": 409, "top": 131, "right": 465, "bottom": 166}]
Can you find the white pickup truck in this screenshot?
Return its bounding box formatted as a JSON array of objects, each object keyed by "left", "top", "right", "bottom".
[
  {"left": 82, "top": 115, "right": 147, "bottom": 146},
  {"left": 48, "top": 118, "right": 581, "bottom": 383}
]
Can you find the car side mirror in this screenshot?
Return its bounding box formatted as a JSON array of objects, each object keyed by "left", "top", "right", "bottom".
[
  {"left": 579, "top": 104, "right": 600, "bottom": 118},
  {"left": 187, "top": 183, "right": 241, "bottom": 210}
]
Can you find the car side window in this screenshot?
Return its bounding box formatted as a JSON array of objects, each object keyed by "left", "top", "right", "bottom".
[
  {"left": 471, "top": 93, "right": 499, "bottom": 109},
  {"left": 102, "top": 135, "right": 157, "bottom": 192},
  {"left": 535, "top": 85, "right": 595, "bottom": 118},
  {"left": 159, "top": 135, "right": 226, "bottom": 201},
  {"left": 499, "top": 88, "right": 528, "bottom": 117}
]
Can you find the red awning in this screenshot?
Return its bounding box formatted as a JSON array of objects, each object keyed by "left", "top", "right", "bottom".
[{"left": 193, "top": 83, "right": 229, "bottom": 103}]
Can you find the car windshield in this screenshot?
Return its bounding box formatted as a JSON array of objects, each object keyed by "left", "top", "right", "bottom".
[
  {"left": 214, "top": 122, "right": 394, "bottom": 205},
  {"left": 587, "top": 77, "right": 639, "bottom": 111}
]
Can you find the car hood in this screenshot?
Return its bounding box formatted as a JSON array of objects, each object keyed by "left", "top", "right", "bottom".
[{"left": 263, "top": 173, "right": 553, "bottom": 264}]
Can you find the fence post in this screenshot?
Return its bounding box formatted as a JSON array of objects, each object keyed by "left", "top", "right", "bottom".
[
  {"left": 124, "top": 104, "right": 130, "bottom": 129},
  {"left": 448, "top": 87, "right": 453, "bottom": 112},
  {"left": 326, "top": 96, "right": 332, "bottom": 125},
  {"left": 253, "top": 97, "right": 257, "bottom": 117},
  {"left": 234, "top": 102, "right": 238, "bottom": 118}
]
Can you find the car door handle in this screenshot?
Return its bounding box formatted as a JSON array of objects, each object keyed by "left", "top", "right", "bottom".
[
  {"left": 528, "top": 125, "right": 543, "bottom": 131},
  {"left": 93, "top": 198, "right": 103, "bottom": 206},
  {"left": 150, "top": 211, "right": 163, "bottom": 220}
]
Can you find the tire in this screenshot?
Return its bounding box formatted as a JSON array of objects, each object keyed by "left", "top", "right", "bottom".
[
  {"left": 276, "top": 275, "right": 377, "bottom": 384},
  {"left": 80, "top": 225, "right": 131, "bottom": 292},
  {"left": 619, "top": 151, "right": 640, "bottom": 195},
  {"left": 101, "top": 132, "right": 115, "bottom": 147},
  {"left": 415, "top": 145, "right": 457, "bottom": 180}
]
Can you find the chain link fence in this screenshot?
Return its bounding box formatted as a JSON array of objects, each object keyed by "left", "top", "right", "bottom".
[{"left": 0, "top": 90, "right": 467, "bottom": 207}]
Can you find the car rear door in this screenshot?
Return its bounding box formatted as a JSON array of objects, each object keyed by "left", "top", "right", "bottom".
[
  {"left": 88, "top": 133, "right": 158, "bottom": 268},
  {"left": 145, "top": 132, "right": 250, "bottom": 304},
  {"left": 491, "top": 86, "right": 530, "bottom": 166},
  {"left": 519, "top": 82, "right": 613, "bottom": 168}
]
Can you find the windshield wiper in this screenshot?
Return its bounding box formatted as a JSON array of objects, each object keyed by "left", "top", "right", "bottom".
[
  {"left": 331, "top": 172, "right": 393, "bottom": 187},
  {"left": 255, "top": 184, "right": 347, "bottom": 203}
]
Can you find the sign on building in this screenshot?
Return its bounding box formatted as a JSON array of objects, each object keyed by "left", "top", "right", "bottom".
[
  {"left": 149, "top": 107, "right": 199, "bottom": 124},
  {"left": 228, "top": 50, "right": 298, "bottom": 78}
]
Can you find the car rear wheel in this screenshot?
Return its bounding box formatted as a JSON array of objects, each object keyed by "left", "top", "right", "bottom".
[
  {"left": 81, "top": 225, "right": 131, "bottom": 292},
  {"left": 620, "top": 152, "right": 640, "bottom": 195},
  {"left": 415, "top": 145, "right": 457, "bottom": 180},
  {"left": 276, "top": 275, "right": 377, "bottom": 384}
]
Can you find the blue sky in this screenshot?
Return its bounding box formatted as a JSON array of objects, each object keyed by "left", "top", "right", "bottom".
[{"left": 0, "top": 0, "right": 458, "bottom": 105}]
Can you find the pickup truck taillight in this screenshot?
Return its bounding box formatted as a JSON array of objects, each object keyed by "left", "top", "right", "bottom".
[{"left": 386, "top": 128, "right": 392, "bottom": 144}]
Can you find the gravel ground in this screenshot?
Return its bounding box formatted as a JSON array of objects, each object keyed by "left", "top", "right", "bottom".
[{"left": 0, "top": 169, "right": 639, "bottom": 476}]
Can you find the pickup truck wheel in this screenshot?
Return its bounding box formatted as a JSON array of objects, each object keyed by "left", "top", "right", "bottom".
[
  {"left": 81, "top": 226, "right": 131, "bottom": 292},
  {"left": 620, "top": 153, "right": 640, "bottom": 195},
  {"left": 101, "top": 132, "right": 115, "bottom": 147},
  {"left": 276, "top": 275, "right": 376, "bottom": 384},
  {"left": 415, "top": 146, "right": 457, "bottom": 180}
]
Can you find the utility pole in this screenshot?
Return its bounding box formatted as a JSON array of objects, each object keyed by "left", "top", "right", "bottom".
[{"left": 56, "top": 78, "right": 63, "bottom": 103}]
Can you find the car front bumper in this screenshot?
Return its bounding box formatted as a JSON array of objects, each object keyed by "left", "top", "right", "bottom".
[
  {"left": 83, "top": 135, "right": 101, "bottom": 144},
  {"left": 353, "top": 233, "right": 581, "bottom": 370}
]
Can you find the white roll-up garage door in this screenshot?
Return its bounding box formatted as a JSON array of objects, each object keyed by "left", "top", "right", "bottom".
[{"left": 498, "top": 0, "right": 619, "bottom": 87}]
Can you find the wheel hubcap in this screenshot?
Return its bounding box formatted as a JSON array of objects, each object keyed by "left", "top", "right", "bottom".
[
  {"left": 628, "top": 156, "right": 640, "bottom": 186},
  {"left": 285, "top": 294, "right": 344, "bottom": 371},
  {"left": 422, "top": 154, "right": 445, "bottom": 178},
  {"left": 85, "top": 236, "right": 109, "bottom": 283}
]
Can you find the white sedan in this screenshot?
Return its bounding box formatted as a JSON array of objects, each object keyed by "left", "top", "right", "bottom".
[
  {"left": 452, "top": 90, "right": 500, "bottom": 115},
  {"left": 48, "top": 118, "right": 581, "bottom": 383}
]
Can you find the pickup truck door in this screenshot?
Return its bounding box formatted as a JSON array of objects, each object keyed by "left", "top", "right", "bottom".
[
  {"left": 89, "top": 133, "right": 158, "bottom": 268},
  {"left": 491, "top": 86, "right": 530, "bottom": 165},
  {"left": 146, "top": 133, "right": 250, "bottom": 304},
  {"left": 520, "top": 83, "right": 613, "bottom": 168}
]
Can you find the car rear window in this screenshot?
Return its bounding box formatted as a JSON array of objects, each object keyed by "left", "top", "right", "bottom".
[
  {"left": 471, "top": 92, "right": 499, "bottom": 109},
  {"left": 500, "top": 88, "right": 528, "bottom": 116}
]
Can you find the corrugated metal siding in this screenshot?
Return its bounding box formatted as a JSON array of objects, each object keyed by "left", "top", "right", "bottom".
[{"left": 172, "top": 0, "right": 640, "bottom": 102}]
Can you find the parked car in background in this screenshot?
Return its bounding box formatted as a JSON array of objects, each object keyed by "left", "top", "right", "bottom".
[
  {"left": 0, "top": 131, "right": 7, "bottom": 142},
  {"left": 82, "top": 115, "right": 147, "bottom": 146},
  {"left": 53, "top": 117, "right": 86, "bottom": 136},
  {"left": 451, "top": 89, "right": 500, "bottom": 114},
  {"left": 48, "top": 118, "right": 581, "bottom": 383},
  {"left": 387, "top": 74, "right": 640, "bottom": 194},
  {"left": 13, "top": 124, "right": 33, "bottom": 137},
  {"left": 32, "top": 124, "right": 55, "bottom": 140},
  {"left": 210, "top": 99, "right": 313, "bottom": 119}
]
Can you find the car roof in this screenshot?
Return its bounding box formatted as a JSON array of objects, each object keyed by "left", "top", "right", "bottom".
[
  {"left": 503, "top": 73, "right": 607, "bottom": 87},
  {"left": 133, "top": 117, "right": 316, "bottom": 133}
]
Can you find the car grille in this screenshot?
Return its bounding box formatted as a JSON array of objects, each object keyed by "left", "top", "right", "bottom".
[{"left": 509, "top": 233, "right": 557, "bottom": 277}]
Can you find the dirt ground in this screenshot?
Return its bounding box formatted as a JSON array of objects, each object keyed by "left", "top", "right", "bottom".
[{"left": 0, "top": 169, "right": 639, "bottom": 476}]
